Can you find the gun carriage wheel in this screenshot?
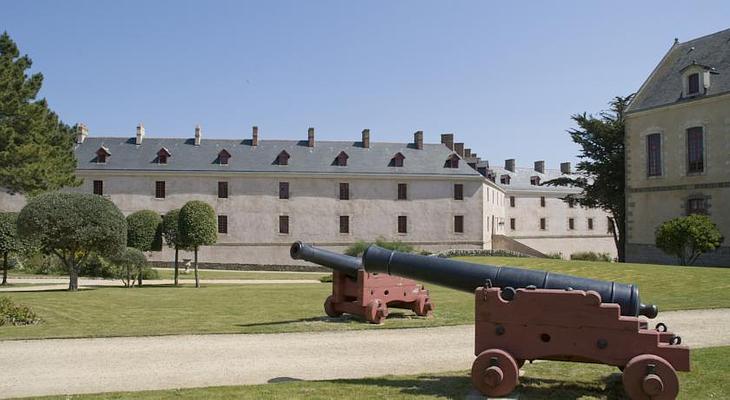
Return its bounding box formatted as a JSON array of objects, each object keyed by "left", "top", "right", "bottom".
[
  {"left": 365, "top": 300, "right": 388, "bottom": 324},
  {"left": 471, "top": 349, "right": 519, "bottom": 397},
  {"left": 622, "top": 354, "right": 679, "bottom": 400},
  {"left": 323, "top": 295, "right": 342, "bottom": 318},
  {"left": 412, "top": 294, "right": 433, "bottom": 317}
]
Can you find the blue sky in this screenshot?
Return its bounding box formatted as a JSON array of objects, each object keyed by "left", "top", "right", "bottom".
[{"left": 3, "top": 1, "right": 729, "bottom": 168}]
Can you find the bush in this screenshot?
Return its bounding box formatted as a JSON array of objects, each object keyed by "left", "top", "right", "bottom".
[
  {"left": 570, "top": 251, "right": 612, "bottom": 262},
  {"left": 0, "top": 296, "right": 41, "bottom": 326},
  {"left": 319, "top": 274, "right": 333, "bottom": 283},
  {"left": 545, "top": 252, "right": 563, "bottom": 260},
  {"left": 656, "top": 214, "right": 724, "bottom": 266},
  {"left": 345, "top": 238, "right": 415, "bottom": 257},
  {"left": 108, "top": 247, "right": 148, "bottom": 287},
  {"left": 436, "top": 249, "right": 531, "bottom": 258},
  {"left": 126, "top": 210, "right": 163, "bottom": 252}
]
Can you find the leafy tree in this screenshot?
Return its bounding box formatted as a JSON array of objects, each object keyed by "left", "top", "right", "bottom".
[
  {"left": 178, "top": 201, "right": 217, "bottom": 288},
  {"left": 345, "top": 237, "right": 415, "bottom": 257},
  {"left": 543, "top": 95, "right": 632, "bottom": 261},
  {"left": 162, "top": 209, "right": 188, "bottom": 286},
  {"left": 655, "top": 215, "right": 724, "bottom": 266},
  {"left": 126, "top": 210, "right": 162, "bottom": 286},
  {"left": 0, "top": 32, "right": 80, "bottom": 195},
  {"left": 0, "top": 212, "right": 22, "bottom": 285},
  {"left": 17, "top": 192, "right": 127, "bottom": 290},
  {"left": 109, "top": 247, "right": 147, "bottom": 288}
]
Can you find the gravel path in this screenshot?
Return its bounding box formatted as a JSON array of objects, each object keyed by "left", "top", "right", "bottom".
[
  {"left": 0, "top": 278, "right": 321, "bottom": 292},
  {"left": 1, "top": 308, "right": 728, "bottom": 399}
]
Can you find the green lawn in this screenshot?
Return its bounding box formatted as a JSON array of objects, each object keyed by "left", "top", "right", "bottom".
[
  {"left": 24, "top": 346, "right": 730, "bottom": 400},
  {"left": 1, "top": 257, "right": 728, "bottom": 340}
]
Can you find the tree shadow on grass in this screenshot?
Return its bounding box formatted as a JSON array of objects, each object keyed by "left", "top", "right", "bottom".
[{"left": 234, "top": 311, "right": 428, "bottom": 328}]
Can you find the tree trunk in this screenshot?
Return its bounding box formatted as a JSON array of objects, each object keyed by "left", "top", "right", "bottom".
[
  {"left": 194, "top": 248, "right": 200, "bottom": 288},
  {"left": 174, "top": 247, "right": 179, "bottom": 286},
  {"left": 610, "top": 214, "right": 626, "bottom": 263},
  {"left": 69, "top": 266, "right": 79, "bottom": 291},
  {"left": 138, "top": 269, "right": 143, "bottom": 287},
  {"left": 1, "top": 252, "right": 8, "bottom": 286},
  {"left": 126, "top": 266, "right": 131, "bottom": 288}
]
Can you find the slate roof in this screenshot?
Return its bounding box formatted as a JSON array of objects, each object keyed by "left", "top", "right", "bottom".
[
  {"left": 478, "top": 163, "right": 581, "bottom": 193},
  {"left": 627, "top": 28, "right": 730, "bottom": 113},
  {"left": 75, "top": 137, "right": 482, "bottom": 177}
]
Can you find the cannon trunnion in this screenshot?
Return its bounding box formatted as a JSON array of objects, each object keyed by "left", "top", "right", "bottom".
[{"left": 290, "top": 242, "right": 432, "bottom": 324}]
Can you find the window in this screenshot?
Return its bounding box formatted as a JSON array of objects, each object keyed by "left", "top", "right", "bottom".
[
  {"left": 217, "top": 215, "right": 228, "bottom": 234},
  {"left": 688, "top": 73, "right": 700, "bottom": 95},
  {"left": 96, "top": 147, "right": 110, "bottom": 163},
  {"left": 647, "top": 133, "right": 662, "bottom": 177},
  {"left": 339, "top": 183, "right": 350, "bottom": 200},
  {"left": 155, "top": 181, "right": 166, "bottom": 199},
  {"left": 276, "top": 150, "right": 290, "bottom": 165},
  {"left": 157, "top": 148, "right": 171, "bottom": 164},
  {"left": 454, "top": 215, "right": 464, "bottom": 233},
  {"left": 391, "top": 152, "right": 405, "bottom": 167},
  {"left": 568, "top": 198, "right": 575, "bottom": 208},
  {"left": 540, "top": 196, "right": 546, "bottom": 207},
  {"left": 687, "top": 198, "right": 707, "bottom": 215},
  {"left": 339, "top": 216, "right": 349, "bottom": 234},
  {"left": 334, "top": 151, "right": 349, "bottom": 166},
  {"left": 540, "top": 218, "right": 546, "bottom": 230},
  {"left": 279, "top": 182, "right": 289, "bottom": 199},
  {"left": 500, "top": 175, "right": 511, "bottom": 185},
  {"left": 218, "top": 181, "right": 229, "bottom": 199},
  {"left": 530, "top": 176, "right": 540, "bottom": 186},
  {"left": 588, "top": 218, "right": 594, "bottom": 230},
  {"left": 397, "top": 183, "right": 408, "bottom": 200},
  {"left": 607, "top": 217, "right": 614, "bottom": 234},
  {"left": 93, "top": 180, "right": 103, "bottom": 195},
  {"left": 510, "top": 218, "right": 516, "bottom": 230},
  {"left": 568, "top": 218, "right": 575, "bottom": 230},
  {"left": 454, "top": 184, "right": 464, "bottom": 200},
  {"left": 509, "top": 196, "right": 515, "bottom": 207},
  {"left": 445, "top": 154, "right": 459, "bottom": 168},
  {"left": 218, "top": 149, "right": 231, "bottom": 165},
  {"left": 279, "top": 215, "right": 289, "bottom": 234},
  {"left": 687, "top": 127, "right": 704, "bottom": 173},
  {"left": 397, "top": 216, "right": 408, "bottom": 234}
]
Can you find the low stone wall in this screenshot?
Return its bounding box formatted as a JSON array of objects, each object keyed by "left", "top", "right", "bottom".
[{"left": 626, "top": 243, "right": 730, "bottom": 267}]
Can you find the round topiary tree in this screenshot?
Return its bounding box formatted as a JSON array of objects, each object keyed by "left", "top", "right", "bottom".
[
  {"left": 0, "top": 212, "right": 23, "bottom": 286},
  {"left": 655, "top": 214, "right": 724, "bottom": 266},
  {"left": 162, "top": 209, "right": 188, "bottom": 286},
  {"left": 109, "top": 247, "right": 147, "bottom": 288},
  {"left": 178, "top": 201, "right": 217, "bottom": 288},
  {"left": 126, "top": 210, "right": 162, "bottom": 286},
  {"left": 17, "top": 192, "right": 127, "bottom": 290}
]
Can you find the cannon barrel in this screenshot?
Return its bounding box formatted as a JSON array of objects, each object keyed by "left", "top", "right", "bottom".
[
  {"left": 290, "top": 241, "right": 361, "bottom": 278},
  {"left": 362, "top": 245, "right": 658, "bottom": 318}
]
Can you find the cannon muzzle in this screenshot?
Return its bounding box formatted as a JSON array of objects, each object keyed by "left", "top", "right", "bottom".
[
  {"left": 290, "top": 241, "right": 361, "bottom": 278},
  {"left": 362, "top": 245, "right": 657, "bottom": 318}
]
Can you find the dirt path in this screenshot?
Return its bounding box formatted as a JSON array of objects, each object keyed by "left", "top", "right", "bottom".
[
  {"left": 1, "top": 308, "right": 728, "bottom": 399},
  {"left": 0, "top": 278, "right": 321, "bottom": 292}
]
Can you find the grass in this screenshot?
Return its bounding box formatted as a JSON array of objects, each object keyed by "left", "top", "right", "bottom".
[
  {"left": 23, "top": 346, "right": 730, "bottom": 399},
  {"left": 1, "top": 257, "right": 728, "bottom": 340}
]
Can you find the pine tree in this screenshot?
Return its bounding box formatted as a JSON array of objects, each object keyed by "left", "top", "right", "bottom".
[{"left": 0, "top": 32, "right": 80, "bottom": 195}]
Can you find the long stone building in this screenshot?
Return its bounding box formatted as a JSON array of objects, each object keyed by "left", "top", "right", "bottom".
[{"left": 625, "top": 28, "right": 730, "bottom": 266}]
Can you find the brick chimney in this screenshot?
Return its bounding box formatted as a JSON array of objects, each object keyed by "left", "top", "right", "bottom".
[
  {"left": 251, "top": 126, "right": 259, "bottom": 146},
  {"left": 505, "top": 159, "right": 515, "bottom": 172},
  {"left": 464, "top": 148, "right": 472, "bottom": 158},
  {"left": 560, "top": 162, "right": 572, "bottom": 174},
  {"left": 454, "top": 143, "right": 465, "bottom": 157},
  {"left": 76, "top": 123, "right": 89, "bottom": 144},
  {"left": 414, "top": 131, "right": 423, "bottom": 150},
  {"left": 534, "top": 160, "right": 545, "bottom": 174},
  {"left": 135, "top": 123, "right": 145, "bottom": 145},
  {"left": 307, "top": 127, "right": 315, "bottom": 147},
  {"left": 440, "top": 133, "right": 454, "bottom": 150},
  {"left": 194, "top": 124, "right": 202, "bottom": 146},
  {"left": 361, "top": 129, "right": 370, "bottom": 148}
]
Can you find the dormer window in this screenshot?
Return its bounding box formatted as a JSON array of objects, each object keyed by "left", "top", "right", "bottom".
[
  {"left": 486, "top": 170, "right": 496, "bottom": 182},
  {"left": 96, "top": 147, "right": 111, "bottom": 163},
  {"left": 500, "top": 174, "right": 511, "bottom": 185},
  {"left": 444, "top": 154, "right": 459, "bottom": 168},
  {"left": 530, "top": 176, "right": 541, "bottom": 186},
  {"left": 218, "top": 149, "right": 231, "bottom": 165},
  {"left": 276, "top": 150, "right": 290, "bottom": 166},
  {"left": 390, "top": 152, "right": 405, "bottom": 167},
  {"left": 688, "top": 73, "right": 700, "bottom": 95},
  {"left": 334, "top": 151, "right": 349, "bottom": 166},
  {"left": 157, "top": 148, "right": 171, "bottom": 164}
]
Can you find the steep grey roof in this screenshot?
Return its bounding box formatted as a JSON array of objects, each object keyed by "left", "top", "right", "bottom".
[
  {"left": 75, "top": 137, "right": 481, "bottom": 177},
  {"left": 479, "top": 164, "right": 581, "bottom": 193},
  {"left": 628, "top": 28, "right": 730, "bottom": 113}
]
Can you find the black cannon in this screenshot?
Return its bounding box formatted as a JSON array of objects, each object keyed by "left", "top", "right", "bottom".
[
  {"left": 290, "top": 242, "right": 433, "bottom": 323},
  {"left": 362, "top": 245, "right": 657, "bottom": 318}
]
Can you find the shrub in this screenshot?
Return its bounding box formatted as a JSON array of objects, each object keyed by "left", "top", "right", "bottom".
[
  {"left": 436, "top": 249, "right": 531, "bottom": 258},
  {"left": 319, "top": 274, "right": 333, "bottom": 283},
  {"left": 179, "top": 201, "right": 217, "bottom": 288},
  {"left": 109, "top": 247, "right": 149, "bottom": 287},
  {"left": 345, "top": 237, "right": 415, "bottom": 257},
  {"left": 0, "top": 296, "right": 41, "bottom": 326},
  {"left": 545, "top": 252, "right": 563, "bottom": 260},
  {"left": 570, "top": 251, "right": 612, "bottom": 262},
  {"left": 126, "top": 210, "right": 163, "bottom": 252},
  {"left": 655, "top": 214, "right": 724, "bottom": 266}
]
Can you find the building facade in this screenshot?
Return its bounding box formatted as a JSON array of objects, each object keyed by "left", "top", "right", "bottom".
[{"left": 625, "top": 28, "right": 730, "bottom": 266}]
